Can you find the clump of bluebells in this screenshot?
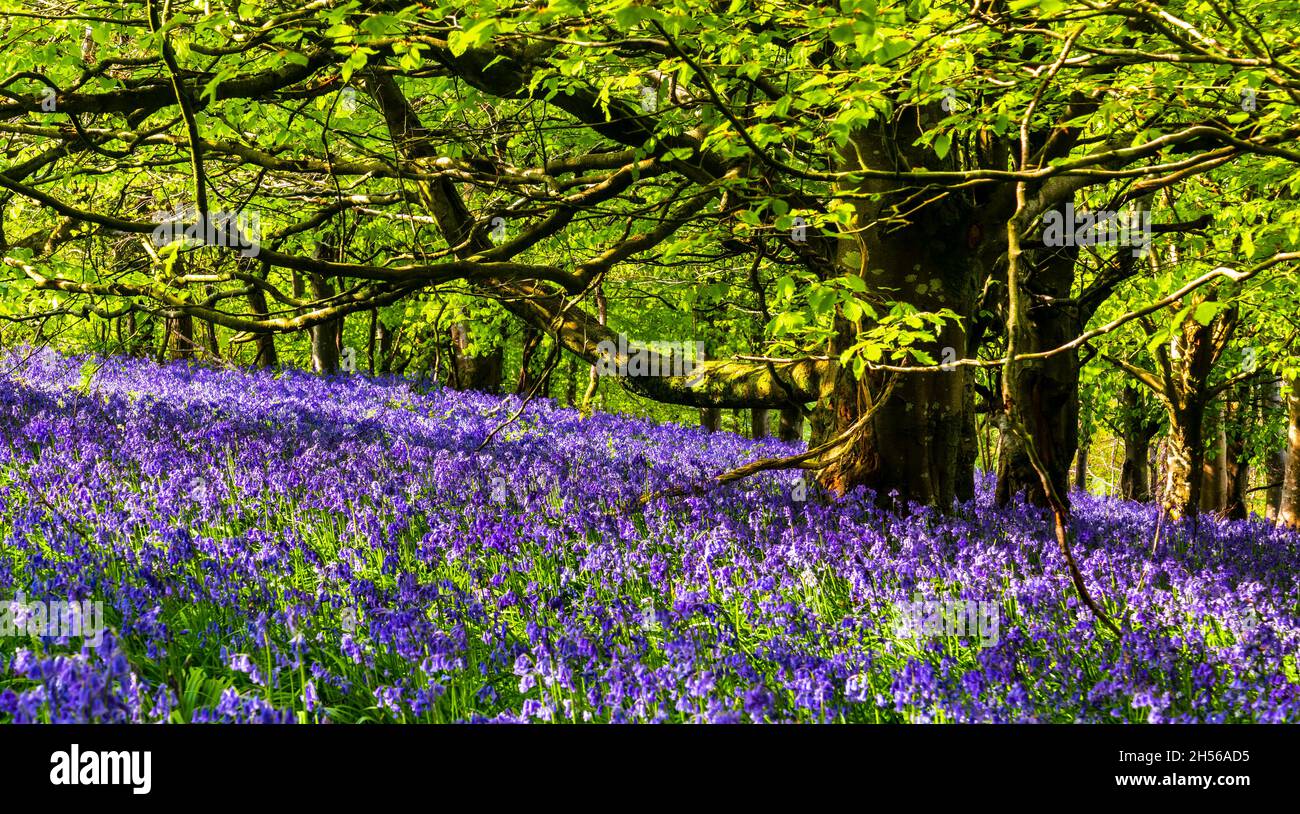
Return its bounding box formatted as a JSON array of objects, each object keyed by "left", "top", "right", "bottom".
[{"left": 0, "top": 348, "right": 1296, "bottom": 723}]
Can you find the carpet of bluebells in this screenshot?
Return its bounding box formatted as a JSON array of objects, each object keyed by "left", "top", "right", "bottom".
[{"left": 0, "top": 348, "right": 1296, "bottom": 723}]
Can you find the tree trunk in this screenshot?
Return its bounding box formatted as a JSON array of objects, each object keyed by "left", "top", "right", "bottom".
[
  {"left": 202, "top": 286, "right": 220, "bottom": 360},
  {"left": 1119, "top": 386, "right": 1159, "bottom": 502},
  {"left": 700, "top": 407, "right": 721, "bottom": 433},
  {"left": 750, "top": 408, "right": 770, "bottom": 439},
  {"left": 582, "top": 286, "right": 608, "bottom": 413},
  {"left": 1223, "top": 392, "right": 1249, "bottom": 520},
  {"left": 377, "top": 320, "right": 396, "bottom": 374},
  {"left": 1263, "top": 377, "right": 1287, "bottom": 520},
  {"left": 308, "top": 272, "right": 341, "bottom": 374},
  {"left": 995, "top": 247, "right": 1082, "bottom": 508},
  {"left": 166, "top": 312, "right": 197, "bottom": 361},
  {"left": 122, "top": 311, "right": 145, "bottom": 357},
  {"left": 1199, "top": 406, "right": 1227, "bottom": 514},
  {"left": 1163, "top": 403, "right": 1206, "bottom": 518},
  {"left": 245, "top": 282, "right": 278, "bottom": 369},
  {"left": 516, "top": 325, "right": 551, "bottom": 395},
  {"left": 1151, "top": 438, "right": 1167, "bottom": 507},
  {"left": 1073, "top": 445, "right": 1088, "bottom": 492},
  {"left": 814, "top": 110, "right": 980, "bottom": 507},
  {"left": 450, "top": 322, "right": 502, "bottom": 392},
  {"left": 368, "top": 310, "right": 378, "bottom": 374},
  {"left": 778, "top": 406, "right": 803, "bottom": 443},
  {"left": 565, "top": 356, "right": 578, "bottom": 407},
  {"left": 1280, "top": 376, "right": 1300, "bottom": 528},
  {"left": 1156, "top": 296, "right": 1237, "bottom": 518}
]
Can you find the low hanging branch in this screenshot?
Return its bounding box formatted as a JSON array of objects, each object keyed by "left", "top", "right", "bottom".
[
  {"left": 475, "top": 338, "right": 563, "bottom": 452},
  {"left": 628, "top": 375, "right": 898, "bottom": 509},
  {"left": 1004, "top": 27, "right": 1120, "bottom": 637},
  {"left": 713, "top": 375, "right": 897, "bottom": 485}
]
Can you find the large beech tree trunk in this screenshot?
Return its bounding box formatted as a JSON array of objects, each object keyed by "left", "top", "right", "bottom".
[
  {"left": 362, "top": 67, "right": 994, "bottom": 507},
  {"left": 1164, "top": 401, "right": 1207, "bottom": 518},
  {"left": 812, "top": 109, "right": 981, "bottom": 507}
]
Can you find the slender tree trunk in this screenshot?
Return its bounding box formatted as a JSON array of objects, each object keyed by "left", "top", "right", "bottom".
[
  {"left": 1151, "top": 438, "right": 1165, "bottom": 506},
  {"left": 202, "top": 284, "right": 220, "bottom": 360},
  {"left": 516, "top": 325, "right": 552, "bottom": 395},
  {"left": 1157, "top": 297, "right": 1237, "bottom": 518},
  {"left": 367, "top": 310, "right": 378, "bottom": 375},
  {"left": 166, "top": 312, "right": 196, "bottom": 361},
  {"left": 1119, "top": 387, "right": 1159, "bottom": 502},
  {"left": 995, "top": 247, "right": 1082, "bottom": 508},
  {"left": 123, "top": 310, "right": 148, "bottom": 357},
  {"left": 377, "top": 320, "right": 396, "bottom": 374},
  {"left": 1263, "top": 377, "right": 1287, "bottom": 520},
  {"left": 449, "top": 322, "right": 502, "bottom": 392},
  {"left": 700, "top": 407, "right": 721, "bottom": 433},
  {"left": 582, "top": 286, "right": 607, "bottom": 413},
  {"left": 1280, "top": 376, "right": 1300, "bottom": 528},
  {"left": 565, "top": 356, "right": 578, "bottom": 407},
  {"left": 1073, "top": 445, "right": 1088, "bottom": 492},
  {"left": 517, "top": 325, "right": 538, "bottom": 394},
  {"left": 699, "top": 353, "right": 722, "bottom": 430},
  {"left": 778, "top": 406, "right": 803, "bottom": 443},
  {"left": 1200, "top": 406, "right": 1227, "bottom": 514},
  {"left": 750, "top": 408, "right": 770, "bottom": 439},
  {"left": 245, "top": 283, "right": 278, "bottom": 369},
  {"left": 1223, "top": 392, "right": 1249, "bottom": 520},
  {"left": 957, "top": 368, "right": 978, "bottom": 502},
  {"left": 308, "top": 272, "right": 341, "bottom": 374}
]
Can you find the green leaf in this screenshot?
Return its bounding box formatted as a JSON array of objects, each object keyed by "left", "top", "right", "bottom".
[
  {"left": 1192, "top": 301, "right": 1225, "bottom": 326},
  {"left": 932, "top": 132, "right": 952, "bottom": 160}
]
